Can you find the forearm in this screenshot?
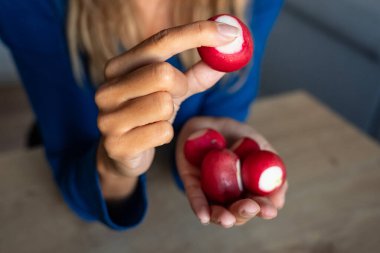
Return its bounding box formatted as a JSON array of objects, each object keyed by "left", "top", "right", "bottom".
[{"left": 48, "top": 142, "right": 148, "bottom": 230}]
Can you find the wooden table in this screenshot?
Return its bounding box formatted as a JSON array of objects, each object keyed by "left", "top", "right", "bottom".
[{"left": 1, "top": 91, "right": 380, "bottom": 253}]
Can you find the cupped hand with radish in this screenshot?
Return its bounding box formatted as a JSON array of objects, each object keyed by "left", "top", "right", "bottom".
[
  {"left": 176, "top": 117, "right": 288, "bottom": 228},
  {"left": 95, "top": 20, "right": 242, "bottom": 201}
]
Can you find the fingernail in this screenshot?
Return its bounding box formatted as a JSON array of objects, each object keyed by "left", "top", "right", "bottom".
[
  {"left": 201, "top": 221, "right": 210, "bottom": 226},
  {"left": 200, "top": 216, "right": 210, "bottom": 225},
  {"left": 240, "top": 203, "right": 260, "bottom": 217},
  {"left": 217, "top": 23, "right": 240, "bottom": 39},
  {"left": 264, "top": 208, "right": 278, "bottom": 219},
  {"left": 223, "top": 217, "right": 235, "bottom": 228}
]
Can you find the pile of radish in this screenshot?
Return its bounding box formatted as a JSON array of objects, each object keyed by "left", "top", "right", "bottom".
[{"left": 184, "top": 128, "right": 286, "bottom": 204}]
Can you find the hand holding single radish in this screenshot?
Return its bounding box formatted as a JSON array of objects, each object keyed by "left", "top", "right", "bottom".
[
  {"left": 95, "top": 20, "right": 242, "bottom": 200},
  {"left": 176, "top": 117, "right": 288, "bottom": 228}
]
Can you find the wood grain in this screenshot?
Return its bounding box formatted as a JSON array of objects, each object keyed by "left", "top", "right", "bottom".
[{"left": 1, "top": 91, "right": 379, "bottom": 253}]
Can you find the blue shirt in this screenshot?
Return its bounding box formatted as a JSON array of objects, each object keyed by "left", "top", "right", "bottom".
[{"left": 0, "top": 0, "right": 283, "bottom": 230}]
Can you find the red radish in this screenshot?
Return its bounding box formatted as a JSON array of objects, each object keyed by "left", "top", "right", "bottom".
[
  {"left": 231, "top": 137, "right": 260, "bottom": 161},
  {"left": 198, "top": 14, "right": 254, "bottom": 72},
  {"left": 201, "top": 149, "right": 243, "bottom": 204},
  {"left": 242, "top": 151, "right": 286, "bottom": 196},
  {"left": 184, "top": 128, "right": 226, "bottom": 167}
]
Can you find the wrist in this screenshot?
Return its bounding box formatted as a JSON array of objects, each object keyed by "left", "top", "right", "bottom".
[{"left": 97, "top": 142, "right": 139, "bottom": 201}]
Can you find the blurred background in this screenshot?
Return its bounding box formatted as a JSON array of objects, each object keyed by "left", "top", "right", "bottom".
[
  {"left": 0, "top": 0, "right": 379, "bottom": 153},
  {"left": 260, "top": 0, "right": 380, "bottom": 139}
]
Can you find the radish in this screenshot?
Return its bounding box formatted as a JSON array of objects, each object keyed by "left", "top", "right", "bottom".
[
  {"left": 201, "top": 149, "right": 243, "bottom": 204},
  {"left": 198, "top": 14, "right": 254, "bottom": 72},
  {"left": 231, "top": 137, "right": 260, "bottom": 161},
  {"left": 242, "top": 151, "right": 286, "bottom": 196},
  {"left": 184, "top": 128, "right": 226, "bottom": 167}
]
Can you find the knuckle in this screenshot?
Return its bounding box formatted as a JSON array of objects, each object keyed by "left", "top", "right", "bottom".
[
  {"left": 103, "top": 130, "right": 154, "bottom": 164},
  {"left": 104, "top": 58, "right": 117, "bottom": 80},
  {"left": 153, "top": 62, "right": 175, "bottom": 83},
  {"left": 97, "top": 113, "right": 110, "bottom": 134},
  {"left": 156, "top": 92, "right": 174, "bottom": 119},
  {"left": 160, "top": 92, "right": 174, "bottom": 119},
  {"left": 94, "top": 85, "right": 109, "bottom": 107},
  {"left": 194, "top": 21, "right": 206, "bottom": 34},
  {"left": 98, "top": 113, "right": 121, "bottom": 135},
  {"left": 157, "top": 121, "right": 174, "bottom": 143},
  {"left": 192, "top": 21, "right": 212, "bottom": 42},
  {"left": 94, "top": 91, "right": 104, "bottom": 108},
  {"left": 151, "top": 28, "right": 170, "bottom": 46},
  {"left": 103, "top": 137, "right": 120, "bottom": 159},
  {"left": 104, "top": 137, "right": 138, "bottom": 161}
]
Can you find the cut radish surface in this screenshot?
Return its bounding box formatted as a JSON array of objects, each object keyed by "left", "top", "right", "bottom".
[
  {"left": 242, "top": 151, "right": 286, "bottom": 196},
  {"left": 198, "top": 14, "right": 254, "bottom": 72},
  {"left": 258, "top": 166, "right": 284, "bottom": 192},
  {"left": 236, "top": 160, "right": 244, "bottom": 192},
  {"left": 215, "top": 15, "right": 244, "bottom": 54}
]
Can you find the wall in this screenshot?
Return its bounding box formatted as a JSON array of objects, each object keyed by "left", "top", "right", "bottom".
[{"left": 260, "top": 0, "right": 380, "bottom": 140}]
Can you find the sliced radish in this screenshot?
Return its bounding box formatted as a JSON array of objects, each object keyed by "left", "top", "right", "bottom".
[
  {"left": 242, "top": 151, "right": 286, "bottom": 196},
  {"left": 198, "top": 14, "right": 254, "bottom": 72}
]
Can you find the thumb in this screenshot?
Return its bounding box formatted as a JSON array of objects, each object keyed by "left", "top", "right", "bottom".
[{"left": 175, "top": 61, "right": 225, "bottom": 105}]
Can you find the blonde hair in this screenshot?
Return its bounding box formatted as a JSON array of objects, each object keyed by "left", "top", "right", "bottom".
[{"left": 67, "top": 0, "right": 250, "bottom": 86}]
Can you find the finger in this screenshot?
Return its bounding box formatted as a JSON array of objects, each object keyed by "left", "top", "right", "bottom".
[
  {"left": 251, "top": 197, "right": 278, "bottom": 220},
  {"left": 268, "top": 181, "right": 288, "bottom": 210},
  {"left": 97, "top": 62, "right": 187, "bottom": 111},
  {"left": 105, "top": 20, "right": 239, "bottom": 79},
  {"left": 229, "top": 199, "right": 260, "bottom": 226},
  {"left": 103, "top": 121, "right": 174, "bottom": 164},
  {"left": 98, "top": 91, "right": 174, "bottom": 135},
  {"left": 210, "top": 205, "right": 236, "bottom": 228},
  {"left": 180, "top": 168, "right": 210, "bottom": 224},
  {"left": 174, "top": 61, "right": 225, "bottom": 104}
]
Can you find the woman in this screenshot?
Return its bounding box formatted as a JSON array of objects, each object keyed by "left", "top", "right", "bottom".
[{"left": 0, "top": 0, "right": 287, "bottom": 229}]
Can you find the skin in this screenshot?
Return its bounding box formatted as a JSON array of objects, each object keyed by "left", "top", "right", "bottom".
[
  {"left": 132, "top": 0, "right": 173, "bottom": 39},
  {"left": 176, "top": 117, "right": 288, "bottom": 228},
  {"left": 95, "top": 0, "right": 288, "bottom": 227},
  {"left": 96, "top": 20, "right": 240, "bottom": 199}
]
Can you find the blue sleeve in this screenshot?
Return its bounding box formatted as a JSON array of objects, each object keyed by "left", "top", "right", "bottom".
[
  {"left": 50, "top": 143, "right": 147, "bottom": 230},
  {"left": 200, "top": 0, "right": 284, "bottom": 121},
  {"left": 0, "top": 0, "right": 147, "bottom": 230}
]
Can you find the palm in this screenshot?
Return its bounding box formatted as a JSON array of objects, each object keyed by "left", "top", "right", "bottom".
[{"left": 176, "top": 116, "right": 288, "bottom": 227}]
